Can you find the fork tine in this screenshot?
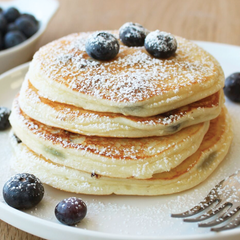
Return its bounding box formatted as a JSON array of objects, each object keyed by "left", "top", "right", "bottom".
[
  {"left": 171, "top": 196, "right": 217, "bottom": 218},
  {"left": 211, "top": 213, "right": 240, "bottom": 232},
  {"left": 171, "top": 183, "right": 223, "bottom": 218},
  {"left": 199, "top": 206, "right": 239, "bottom": 227},
  {"left": 171, "top": 170, "right": 240, "bottom": 231},
  {"left": 183, "top": 202, "right": 228, "bottom": 222}
]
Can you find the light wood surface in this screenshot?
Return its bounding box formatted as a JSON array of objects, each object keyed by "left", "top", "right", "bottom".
[{"left": 1, "top": 0, "right": 240, "bottom": 239}]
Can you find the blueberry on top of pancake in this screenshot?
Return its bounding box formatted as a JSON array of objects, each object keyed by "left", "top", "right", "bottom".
[
  {"left": 119, "top": 22, "right": 148, "bottom": 47},
  {"left": 144, "top": 30, "right": 177, "bottom": 58}
]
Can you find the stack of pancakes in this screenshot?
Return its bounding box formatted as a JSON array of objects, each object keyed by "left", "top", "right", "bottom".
[{"left": 9, "top": 31, "right": 233, "bottom": 195}]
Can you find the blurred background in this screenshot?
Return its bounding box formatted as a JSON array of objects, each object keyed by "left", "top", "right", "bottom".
[{"left": 38, "top": 0, "right": 240, "bottom": 49}]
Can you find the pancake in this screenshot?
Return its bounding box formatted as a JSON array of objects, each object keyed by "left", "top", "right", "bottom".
[
  {"left": 10, "top": 107, "right": 233, "bottom": 195},
  {"left": 19, "top": 78, "right": 223, "bottom": 138},
  {"left": 9, "top": 97, "right": 210, "bottom": 179},
  {"left": 27, "top": 31, "right": 224, "bottom": 117}
]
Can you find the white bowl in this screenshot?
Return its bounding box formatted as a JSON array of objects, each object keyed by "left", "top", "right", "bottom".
[{"left": 0, "top": 0, "right": 59, "bottom": 74}]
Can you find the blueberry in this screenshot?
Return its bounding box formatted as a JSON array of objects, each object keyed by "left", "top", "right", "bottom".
[
  {"left": 15, "top": 16, "right": 38, "bottom": 38},
  {"left": 119, "top": 22, "right": 148, "bottom": 47},
  {"left": 21, "top": 13, "right": 39, "bottom": 25},
  {"left": 224, "top": 72, "right": 240, "bottom": 102},
  {"left": 0, "top": 107, "right": 11, "bottom": 130},
  {"left": 7, "top": 22, "right": 18, "bottom": 32},
  {"left": 85, "top": 31, "right": 119, "bottom": 61},
  {"left": 4, "top": 30, "right": 26, "bottom": 48},
  {"left": 144, "top": 30, "right": 177, "bottom": 59},
  {"left": 55, "top": 197, "right": 87, "bottom": 225},
  {"left": 0, "top": 14, "right": 7, "bottom": 33},
  {"left": 3, "top": 173, "right": 44, "bottom": 209},
  {"left": 3, "top": 7, "right": 20, "bottom": 23}
]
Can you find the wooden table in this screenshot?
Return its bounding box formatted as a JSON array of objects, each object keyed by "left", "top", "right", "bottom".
[{"left": 1, "top": 0, "right": 240, "bottom": 239}]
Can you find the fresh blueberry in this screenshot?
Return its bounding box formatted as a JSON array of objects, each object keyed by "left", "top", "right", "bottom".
[
  {"left": 21, "top": 13, "right": 39, "bottom": 25},
  {"left": 0, "top": 107, "right": 11, "bottom": 130},
  {"left": 3, "top": 173, "right": 44, "bottom": 209},
  {"left": 119, "top": 22, "right": 148, "bottom": 47},
  {"left": 3, "top": 7, "right": 20, "bottom": 23},
  {"left": 7, "top": 22, "right": 18, "bottom": 32},
  {"left": 85, "top": 31, "right": 119, "bottom": 61},
  {"left": 4, "top": 30, "right": 26, "bottom": 48},
  {"left": 55, "top": 197, "right": 87, "bottom": 225},
  {"left": 15, "top": 16, "right": 38, "bottom": 38},
  {"left": 0, "top": 14, "right": 7, "bottom": 34},
  {"left": 144, "top": 30, "right": 177, "bottom": 59},
  {"left": 224, "top": 72, "right": 240, "bottom": 102}
]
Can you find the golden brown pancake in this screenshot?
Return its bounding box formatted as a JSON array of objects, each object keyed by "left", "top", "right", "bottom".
[
  {"left": 19, "top": 78, "right": 223, "bottom": 137},
  {"left": 10, "top": 107, "right": 233, "bottom": 195},
  {"left": 9, "top": 97, "right": 210, "bottom": 179},
  {"left": 27, "top": 31, "right": 224, "bottom": 117}
]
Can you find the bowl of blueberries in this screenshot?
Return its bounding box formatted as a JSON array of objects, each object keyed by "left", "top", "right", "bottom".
[{"left": 0, "top": 0, "right": 59, "bottom": 74}]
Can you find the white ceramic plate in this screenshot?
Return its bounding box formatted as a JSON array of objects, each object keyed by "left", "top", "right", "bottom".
[{"left": 1, "top": 42, "right": 240, "bottom": 240}]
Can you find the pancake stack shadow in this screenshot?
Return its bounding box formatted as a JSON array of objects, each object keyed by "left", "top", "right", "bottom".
[{"left": 9, "top": 31, "right": 233, "bottom": 195}]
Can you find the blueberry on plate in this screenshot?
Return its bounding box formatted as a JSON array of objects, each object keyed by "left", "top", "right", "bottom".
[
  {"left": 55, "top": 197, "right": 87, "bottom": 226},
  {"left": 144, "top": 30, "right": 177, "bottom": 59},
  {"left": 3, "top": 7, "right": 20, "bottom": 23},
  {"left": 85, "top": 31, "right": 119, "bottom": 61},
  {"left": 15, "top": 16, "right": 38, "bottom": 38},
  {"left": 224, "top": 72, "right": 240, "bottom": 102},
  {"left": 4, "top": 30, "right": 26, "bottom": 48},
  {"left": 3, "top": 173, "right": 44, "bottom": 209},
  {"left": 0, "top": 107, "right": 11, "bottom": 130},
  {"left": 0, "top": 14, "right": 7, "bottom": 33},
  {"left": 119, "top": 22, "right": 148, "bottom": 47}
]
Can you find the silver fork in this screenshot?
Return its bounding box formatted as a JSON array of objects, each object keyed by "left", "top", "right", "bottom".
[{"left": 171, "top": 170, "right": 240, "bottom": 232}]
